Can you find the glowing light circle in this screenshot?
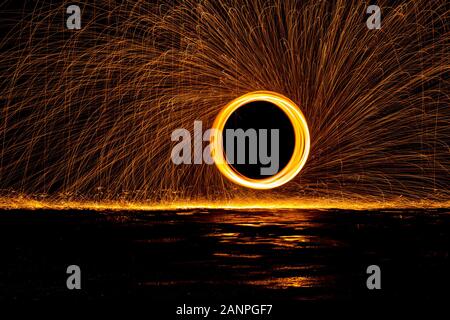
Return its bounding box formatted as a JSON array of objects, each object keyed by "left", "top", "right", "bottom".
[{"left": 210, "top": 91, "right": 310, "bottom": 189}]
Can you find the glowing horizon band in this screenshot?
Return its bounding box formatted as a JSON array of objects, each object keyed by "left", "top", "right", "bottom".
[{"left": 210, "top": 91, "right": 310, "bottom": 189}]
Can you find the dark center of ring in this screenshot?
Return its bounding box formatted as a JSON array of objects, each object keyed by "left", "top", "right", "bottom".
[{"left": 223, "top": 101, "right": 295, "bottom": 179}]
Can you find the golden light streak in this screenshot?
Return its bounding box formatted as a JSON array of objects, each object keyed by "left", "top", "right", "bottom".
[
  {"left": 0, "top": 196, "right": 449, "bottom": 212},
  {"left": 210, "top": 91, "right": 310, "bottom": 189}
]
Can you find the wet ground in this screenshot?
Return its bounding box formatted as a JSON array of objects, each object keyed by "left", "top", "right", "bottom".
[{"left": 0, "top": 208, "right": 448, "bottom": 307}]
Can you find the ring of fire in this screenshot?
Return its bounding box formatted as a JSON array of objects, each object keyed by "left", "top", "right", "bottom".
[{"left": 210, "top": 91, "right": 310, "bottom": 189}]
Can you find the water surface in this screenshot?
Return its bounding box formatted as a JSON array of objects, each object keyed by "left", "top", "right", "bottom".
[{"left": 0, "top": 208, "right": 448, "bottom": 303}]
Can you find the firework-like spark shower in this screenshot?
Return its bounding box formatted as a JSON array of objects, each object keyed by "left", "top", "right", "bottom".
[{"left": 0, "top": 0, "right": 449, "bottom": 208}]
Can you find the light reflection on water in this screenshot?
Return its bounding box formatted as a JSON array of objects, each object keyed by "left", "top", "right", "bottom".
[
  {"left": 248, "top": 276, "right": 320, "bottom": 289},
  {"left": 125, "top": 208, "right": 448, "bottom": 300},
  {"left": 197, "top": 210, "right": 332, "bottom": 291},
  {"left": 0, "top": 208, "right": 448, "bottom": 301}
]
